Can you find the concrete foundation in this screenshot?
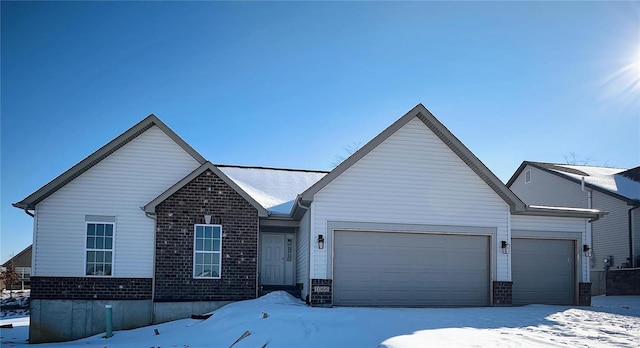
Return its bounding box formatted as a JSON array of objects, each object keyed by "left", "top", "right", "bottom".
[
  {"left": 29, "top": 299, "right": 152, "bottom": 343},
  {"left": 153, "top": 301, "right": 233, "bottom": 323}
]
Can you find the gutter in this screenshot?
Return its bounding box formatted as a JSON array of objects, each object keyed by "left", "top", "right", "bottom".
[
  {"left": 629, "top": 204, "right": 640, "bottom": 268},
  {"left": 22, "top": 208, "right": 35, "bottom": 217}
]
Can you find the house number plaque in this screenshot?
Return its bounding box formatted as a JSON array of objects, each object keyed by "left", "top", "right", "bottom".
[{"left": 313, "top": 285, "right": 330, "bottom": 293}]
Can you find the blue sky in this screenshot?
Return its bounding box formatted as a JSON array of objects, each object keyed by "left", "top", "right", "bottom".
[{"left": 1, "top": 1, "right": 639, "bottom": 261}]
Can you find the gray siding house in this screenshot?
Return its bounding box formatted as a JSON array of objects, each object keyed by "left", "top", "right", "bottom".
[
  {"left": 507, "top": 162, "right": 640, "bottom": 295},
  {"left": 14, "top": 105, "right": 604, "bottom": 343},
  {"left": 1, "top": 244, "right": 32, "bottom": 290}
]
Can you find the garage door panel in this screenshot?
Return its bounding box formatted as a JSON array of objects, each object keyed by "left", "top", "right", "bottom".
[
  {"left": 333, "top": 231, "right": 490, "bottom": 306},
  {"left": 512, "top": 238, "right": 575, "bottom": 305}
]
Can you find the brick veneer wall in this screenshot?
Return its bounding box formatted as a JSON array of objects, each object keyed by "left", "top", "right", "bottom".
[
  {"left": 578, "top": 282, "right": 592, "bottom": 306},
  {"left": 30, "top": 277, "right": 152, "bottom": 300},
  {"left": 492, "top": 281, "right": 512, "bottom": 305},
  {"left": 310, "top": 279, "right": 332, "bottom": 306},
  {"left": 154, "top": 169, "right": 259, "bottom": 301},
  {"left": 606, "top": 269, "right": 640, "bottom": 296}
]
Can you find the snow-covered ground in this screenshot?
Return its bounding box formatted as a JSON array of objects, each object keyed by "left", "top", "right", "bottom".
[
  {"left": 1, "top": 292, "right": 639, "bottom": 347},
  {"left": 0, "top": 290, "right": 29, "bottom": 319}
]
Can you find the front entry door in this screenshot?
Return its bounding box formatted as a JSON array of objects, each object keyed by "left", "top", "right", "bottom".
[{"left": 261, "top": 234, "right": 285, "bottom": 285}]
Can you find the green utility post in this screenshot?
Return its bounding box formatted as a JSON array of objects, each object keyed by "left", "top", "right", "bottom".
[{"left": 105, "top": 305, "right": 113, "bottom": 338}]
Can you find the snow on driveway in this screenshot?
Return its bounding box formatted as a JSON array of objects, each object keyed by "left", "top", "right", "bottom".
[{"left": 1, "top": 292, "right": 638, "bottom": 347}]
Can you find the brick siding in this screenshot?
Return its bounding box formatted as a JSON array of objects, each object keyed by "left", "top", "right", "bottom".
[
  {"left": 606, "top": 269, "right": 640, "bottom": 296},
  {"left": 310, "top": 279, "right": 332, "bottom": 306},
  {"left": 578, "top": 282, "right": 592, "bottom": 306},
  {"left": 154, "top": 169, "right": 259, "bottom": 301},
  {"left": 30, "top": 277, "right": 151, "bottom": 300},
  {"left": 492, "top": 281, "right": 512, "bottom": 305}
]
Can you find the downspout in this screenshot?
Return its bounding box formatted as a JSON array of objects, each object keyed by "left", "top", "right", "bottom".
[
  {"left": 22, "top": 208, "right": 35, "bottom": 217},
  {"left": 628, "top": 205, "right": 640, "bottom": 268},
  {"left": 581, "top": 177, "right": 592, "bottom": 209},
  {"left": 296, "top": 198, "right": 311, "bottom": 303},
  {"left": 581, "top": 177, "right": 593, "bottom": 281},
  {"left": 142, "top": 208, "right": 157, "bottom": 323}
]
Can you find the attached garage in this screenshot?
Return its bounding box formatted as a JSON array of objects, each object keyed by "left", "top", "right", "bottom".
[
  {"left": 511, "top": 238, "right": 576, "bottom": 305},
  {"left": 333, "top": 230, "right": 490, "bottom": 306}
]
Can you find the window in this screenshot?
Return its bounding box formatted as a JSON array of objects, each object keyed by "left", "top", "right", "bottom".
[
  {"left": 525, "top": 169, "right": 531, "bottom": 183},
  {"left": 86, "top": 222, "right": 114, "bottom": 276},
  {"left": 193, "top": 224, "right": 222, "bottom": 278}
]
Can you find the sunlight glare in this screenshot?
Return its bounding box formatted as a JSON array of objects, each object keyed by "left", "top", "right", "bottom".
[{"left": 599, "top": 43, "right": 640, "bottom": 104}]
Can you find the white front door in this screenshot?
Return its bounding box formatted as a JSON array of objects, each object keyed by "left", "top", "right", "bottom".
[{"left": 261, "top": 234, "right": 285, "bottom": 285}]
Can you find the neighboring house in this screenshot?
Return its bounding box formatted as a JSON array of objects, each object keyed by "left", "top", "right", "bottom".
[
  {"left": 507, "top": 162, "right": 640, "bottom": 295},
  {"left": 1, "top": 244, "right": 32, "bottom": 290},
  {"left": 14, "top": 104, "right": 604, "bottom": 343}
]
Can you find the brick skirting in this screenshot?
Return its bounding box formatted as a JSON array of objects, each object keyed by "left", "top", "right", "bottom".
[
  {"left": 30, "top": 277, "right": 152, "bottom": 300},
  {"left": 310, "top": 279, "right": 332, "bottom": 306},
  {"left": 492, "top": 281, "right": 512, "bottom": 305}
]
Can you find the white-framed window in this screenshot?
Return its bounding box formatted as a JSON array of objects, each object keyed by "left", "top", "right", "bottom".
[
  {"left": 525, "top": 169, "right": 531, "bottom": 183},
  {"left": 85, "top": 222, "right": 114, "bottom": 276},
  {"left": 193, "top": 224, "right": 222, "bottom": 279}
]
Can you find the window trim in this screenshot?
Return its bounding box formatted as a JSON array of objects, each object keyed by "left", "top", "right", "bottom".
[
  {"left": 193, "top": 224, "right": 223, "bottom": 279},
  {"left": 84, "top": 221, "right": 116, "bottom": 277},
  {"left": 525, "top": 169, "right": 531, "bottom": 184}
]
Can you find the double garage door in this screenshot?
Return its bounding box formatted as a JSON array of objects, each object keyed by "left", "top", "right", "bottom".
[
  {"left": 333, "top": 231, "right": 577, "bottom": 306},
  {"left": 333, "top": 230, "right": 490, "bottom": 306}
]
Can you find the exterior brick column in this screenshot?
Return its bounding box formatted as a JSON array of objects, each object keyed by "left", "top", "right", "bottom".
[
  {"left": 310, "top": 279, "right": 332, "bottom": 306},
  {"left": 492, "top": 281, "right": 512, "bottom": 306},
  {"left": 578, "top": 282, "right": 592, "bottom": 306}
]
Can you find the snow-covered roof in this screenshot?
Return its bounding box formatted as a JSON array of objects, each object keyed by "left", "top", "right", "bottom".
[
  {"left": 218, "top": 165, "right": 328, "bottom": 215},
  {"left": 523, "top": 162, "right": 640, "bottom": 201}
]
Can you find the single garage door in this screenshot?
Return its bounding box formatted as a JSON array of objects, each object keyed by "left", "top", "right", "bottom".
[
  {"left": 512, "top": 238, "right": 575, "bottom": 305},
  {"left": 333, "top": 231, "right": 490, "bottom": 306}
]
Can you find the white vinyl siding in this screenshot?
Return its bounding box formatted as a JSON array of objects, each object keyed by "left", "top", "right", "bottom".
[
  {"left": 591, "top": 194, "right": 632, "bottom": 270},
  {"left": 510, "top": 165, "right": 632, "bottom": 272},
  {"left": 33, "top": 126, "right": 200, "bottom": 277},
  {"left": 510, "top": 166, "right": 590, "bottom": 208},
  {"left": 296, "top": 210, "right": 311, "bottom": 299},
  {"left": 310, "top": 117, "right": 510, "bottom": 280}
]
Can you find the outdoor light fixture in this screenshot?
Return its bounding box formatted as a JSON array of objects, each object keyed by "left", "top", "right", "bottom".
[
  {"left": 317, "top": 235, "right": 325, "bottom": 249},
  {"left": 204, "top": 215, "right": 212, "bottom": 224},
  {"left": 583, "top": 244, "right": 592, "bottom": 257},
  {"left": 501, "top": 240, "right": 510, "bottom": 254}
]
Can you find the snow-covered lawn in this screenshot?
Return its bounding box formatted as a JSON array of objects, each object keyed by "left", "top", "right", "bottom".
[
  {"left": 0, "top": 290, "right": 29, "bottom": 319},
  {"left": 1, "top": 292, "right": 639, "bottom": 347}
]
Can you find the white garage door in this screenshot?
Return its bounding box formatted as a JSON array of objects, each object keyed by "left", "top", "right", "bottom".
[
  {"left": 512, "top": 238, "right": 576, "bottom": 305},
  {"left": 333, "top": 231, "right": 490, "bottom": 306}
]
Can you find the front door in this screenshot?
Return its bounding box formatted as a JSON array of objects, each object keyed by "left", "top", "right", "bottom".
[{"left": 261, "top": 234, "right": 285, "bottom": 285}]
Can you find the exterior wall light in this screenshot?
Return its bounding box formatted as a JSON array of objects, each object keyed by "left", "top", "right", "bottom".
[
  {"left": 501, "top": 240, "right": 510, "bottom": 254},
  {"left": 317, "top": 235, "right": 325, "bottom": 249},
  {"left": 583, "top": 244, "right": 592, "bottom": 257},
  {"left": 204, "top": 215, "right": 212, "bottom": 224}
]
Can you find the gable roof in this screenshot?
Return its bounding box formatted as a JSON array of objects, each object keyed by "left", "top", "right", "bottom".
[
  {"left": 2, "top": 244, "right": 32, "bottom": 267},
  {"left": 13, "top": 115, "right": 206, "bottom": 211},
  {"left": 218, "top": 165, "right": 328, "bottom": 215},
  {"left": 507, "top": 161, "right": 640, "bottom": 204},
  {"left": 298, "top": 104, "right": 528, "bottom": 213},
  {"left": 144, "top": 162, "right": 269, "bottom": 217}
]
